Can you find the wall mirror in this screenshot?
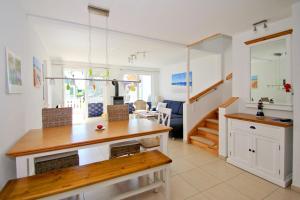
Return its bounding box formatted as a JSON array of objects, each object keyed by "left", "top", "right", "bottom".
[{"left": 248, "top": 34, "right": 292, "bottom": 110}]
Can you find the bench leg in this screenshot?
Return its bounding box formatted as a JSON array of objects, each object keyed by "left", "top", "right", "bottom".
[
  {"left": 153, "top": 171, "right": 159, "bottom": 193},
  {"left": 162, "top": 168, "right": 171, "bottom": 200}
]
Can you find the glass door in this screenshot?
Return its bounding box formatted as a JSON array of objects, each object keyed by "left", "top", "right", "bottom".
[
  {"left": 64, "top": 68, "right": 86, "bottom": 123},
  {"left": 63, "top": 67, "right": 107, "bottom": 123}
]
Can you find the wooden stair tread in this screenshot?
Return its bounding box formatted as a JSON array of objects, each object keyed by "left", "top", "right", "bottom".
[
  {"left": 190, "top": 136, "right": 215, "bottom": 146},
  {"left": 198, "top": 127, "right": 219, "bottom": 135},
  {"left": 0, "top": 151, "right": 172, "bottom": 200},
  {"left": 205, "top": 119, "right": 219, "bottom": 124}
]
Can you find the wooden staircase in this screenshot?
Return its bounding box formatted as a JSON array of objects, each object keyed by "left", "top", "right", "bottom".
[{"left": 188, "top": 109, "right": 219, "bottom": 155}]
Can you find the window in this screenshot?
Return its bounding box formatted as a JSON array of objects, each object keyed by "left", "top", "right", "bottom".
[
  {"left": 139, "top": 75, "right": 152, "bottom": 102},
  {"left": 123, "top": 73, "right": 152, "bottom": 103},
  {"left": 63, "top": 68, "right": 107, "bottom": 123}
]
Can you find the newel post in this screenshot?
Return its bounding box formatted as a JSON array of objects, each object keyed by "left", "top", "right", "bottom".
[{"left": 186, "top": 47, "right": 190, "bottom": 103}]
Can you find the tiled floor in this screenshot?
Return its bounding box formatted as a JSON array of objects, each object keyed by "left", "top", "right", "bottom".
[{"left": 78, "top": 139, "right": 300, "bottom": 200}]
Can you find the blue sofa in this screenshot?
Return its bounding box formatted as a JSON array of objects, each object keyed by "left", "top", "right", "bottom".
[{"left": 163, "top": 100, "right": 184, "bottom": 138}]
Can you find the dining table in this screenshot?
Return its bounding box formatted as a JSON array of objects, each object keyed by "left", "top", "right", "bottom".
[{"left": 7, "top": 118, "right": 172, "bottom": 178}]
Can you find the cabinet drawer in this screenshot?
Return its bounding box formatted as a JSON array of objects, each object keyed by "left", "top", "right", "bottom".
[{"left": 230, "top": 119, "right": 282, "bottom": 140}]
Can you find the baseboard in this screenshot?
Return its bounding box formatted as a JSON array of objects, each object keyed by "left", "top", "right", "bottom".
[{"left": 291, "top": 185, "right": 300, "bottom": 193}]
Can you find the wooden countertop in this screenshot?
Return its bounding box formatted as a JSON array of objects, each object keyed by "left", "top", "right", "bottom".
[
  {"left": 225, "top": 113, "right": 293, "bottom": 128},
  {"left": 7, "top": 119, "right": 172, "bottom": 157}
]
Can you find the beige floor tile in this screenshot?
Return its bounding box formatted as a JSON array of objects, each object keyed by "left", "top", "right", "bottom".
[
  {"left": 168, "top": 139, "right": 186, "bottom": 150},
  {"left": 201, "top": 183, "right": 251, "bottom": 200},
  {"left": 200, "top": 159, "right": 243, "bottom": 181},
  {"left": 186, "top": 193, "right": 208, "bottom": 200},
  {"left": 124, "top": 190, "right": 166, "bottom": 200},
  {"left": 226, "top": 173, "right": 278, "bottom": 200},
  {"left": 169, "top": 175, "right": 199, "bottom": 200},
  {"left": 79, "top": 145, "right": 108, "bottom": 165},
  {"left": 78, "top": 139, "right": 297, "bottom": 200},
  {"left": 184, "top": 151, "right": 218, "bottom": 167},
  {"left": 264, "top": 187, "right": 300, "bottom": 200},
  {"left": 170, "top": 158, "right": 196, "bottom": 176},
  {"left": 168, "top": 145, "right": 200, "bottom": 159},
  {"left": 179, "top": 168, "right": 223, "bottom": 192}
]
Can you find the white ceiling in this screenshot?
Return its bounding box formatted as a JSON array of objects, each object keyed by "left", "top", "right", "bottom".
[
  {"left": 29, "top": 17, "right": 187, "bottom": 68},
  {"left": 21, "top": 0, "right": 293, "bottom": 44},
  {"left": 20, "top": 0, "right": 293, "bottom": 67}
]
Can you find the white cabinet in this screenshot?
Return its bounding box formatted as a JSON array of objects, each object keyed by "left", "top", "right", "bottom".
[
  {"left": 252, "top": 135, "right": 280, "bottom": 178},
  {"left": 227, "top": 118, "right": 293, "bottom": 187},
  {"left": 229, "top": 130, "right": 252, "bottom": 167}
]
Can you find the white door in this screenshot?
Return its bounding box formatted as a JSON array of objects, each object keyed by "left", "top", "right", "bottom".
[
  {"left": 229, "top": 130, "right": 252, "bottom": 167},
  {"left": 252, "top": 135, "right": 280, "bottom": 178}
]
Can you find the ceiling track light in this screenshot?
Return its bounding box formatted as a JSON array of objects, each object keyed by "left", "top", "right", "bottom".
[
  {"left": 128, "top": 51, "right": 147, "bottom": 64},
  {"left": 252, "top": 19, "right": 268, "bottom": 32}
]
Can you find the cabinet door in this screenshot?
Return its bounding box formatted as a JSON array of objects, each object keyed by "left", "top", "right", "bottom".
[
  {"left": 229, "top": 130, "right": 252, "bottom": 166},
  {"left": 252, "top": 135, "right": 280, "bottom": 178}
]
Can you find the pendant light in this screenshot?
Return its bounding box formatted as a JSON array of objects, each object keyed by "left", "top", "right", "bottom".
[
  {"left": 88, "top": 4, "right": 110, "bottom": 87},
  {"left": 45, "top": 6, "right": 139, "bottom": 84},
  {"left": 88, "top": 9, "right": 94, "bottom": 88}
]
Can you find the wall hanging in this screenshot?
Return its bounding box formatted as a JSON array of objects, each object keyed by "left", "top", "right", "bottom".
[
  {"left": 6, "top": 48, "right": 23, "bottom": 93},
  {"left": 33, "top": 56, "right": 42, "bottom": 88}
]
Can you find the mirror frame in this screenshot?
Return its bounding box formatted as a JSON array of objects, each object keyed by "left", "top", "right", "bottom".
[{"left": 245, "top": 30, "right": 293, "bottom": 111}]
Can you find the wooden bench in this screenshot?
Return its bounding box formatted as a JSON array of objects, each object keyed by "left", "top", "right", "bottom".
[{"left": 0, "top": 150, "right": 172, "bottom": 200}]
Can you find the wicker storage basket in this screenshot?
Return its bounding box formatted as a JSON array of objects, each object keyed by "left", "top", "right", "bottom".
[
  {"left": 35, "top": 151, "right": 79, "bottom": 174},
  {"left": 110, "top": 141, "right": 141, "bottom": 159}
]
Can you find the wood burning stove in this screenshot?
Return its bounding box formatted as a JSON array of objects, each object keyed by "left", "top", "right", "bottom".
[{"left": 112, "top": 79, "right": 124, "bottom": 105}]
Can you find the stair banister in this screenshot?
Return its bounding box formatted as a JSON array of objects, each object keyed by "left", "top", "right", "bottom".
[{"left": 189, "top": 80, "right": 224, "bottom": 104}]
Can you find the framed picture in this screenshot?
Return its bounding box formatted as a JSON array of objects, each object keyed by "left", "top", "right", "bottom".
[
  {"left": 6, "top": 48, "right": 23, "bottom": 93},
  {"left": 33, "top": 56, "right": 42, "bottom": 88},
  {"left": 171, "top": 71, "right": 192, "bottom": 86},
  {"left": 251, "top": 75, "right": 258, "bottom": 89}
]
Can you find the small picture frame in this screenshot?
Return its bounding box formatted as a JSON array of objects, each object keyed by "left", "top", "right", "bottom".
[
  {"left": 33, "top": 56, "right": 42, "bottom": 88},
  {"left": 6, "top": 48, "right": 23, "bottom": 93}
]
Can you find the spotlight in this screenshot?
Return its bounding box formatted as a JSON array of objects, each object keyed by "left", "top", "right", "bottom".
[{"left": 252, "top": 19, "right": 268, "bottom": 32}]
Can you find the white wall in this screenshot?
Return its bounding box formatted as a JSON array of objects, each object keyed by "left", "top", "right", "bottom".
[
  {"left": 0, "top": 0, "right": 49, "bottom": 188},
  {"left": 159, "top": 54, "right": 222, "bottom": 101},
  {"left": 24, "top": 23, "right": 50, "bottom": 130},
  {"left": 232, "top": 18, "right": 293, "bottom": 118},
  {"left": 292, "top": 0, "right": 300, "bottom": 188}
]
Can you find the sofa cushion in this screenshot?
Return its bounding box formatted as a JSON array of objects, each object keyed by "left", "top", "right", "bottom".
[
  {"left": 88, "top": 103, "right": 103, "bottom": 117},
  {"left": 164, "top": 100, "right": 182, "bottom": 114},
  {"left": 172, "top": 114, "right": 182, "bottom": 119},
  {"left": 156, "top": 102, "right": 167, "bottom": 111},
  {"left": 178, "top": 104, "right": 184, "bottom": 115}
]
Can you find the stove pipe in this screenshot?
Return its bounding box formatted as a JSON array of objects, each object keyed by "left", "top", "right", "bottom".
[{"left": 112, "top": 79, "right": 119, "bottom": 97}]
